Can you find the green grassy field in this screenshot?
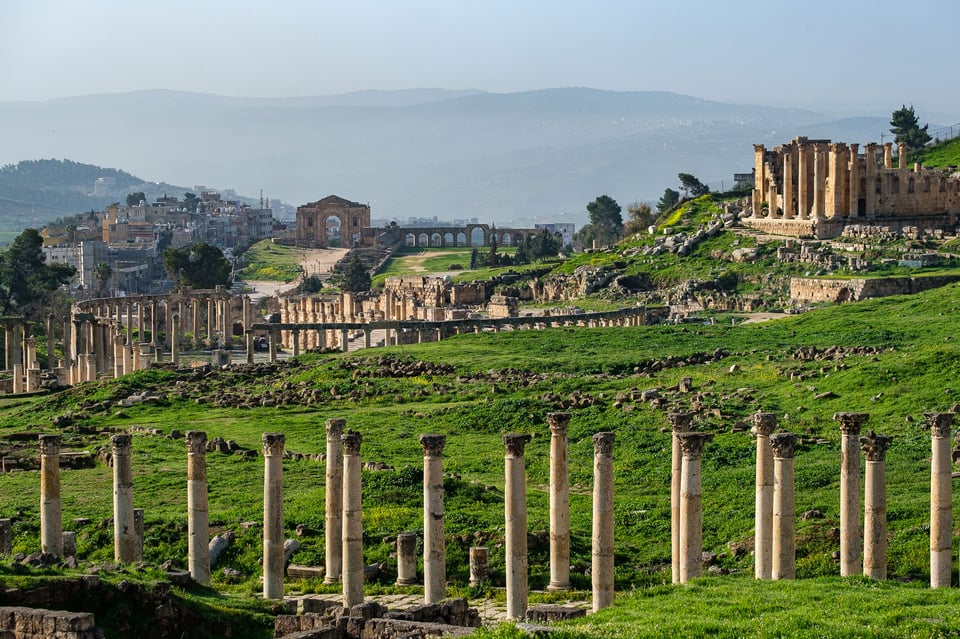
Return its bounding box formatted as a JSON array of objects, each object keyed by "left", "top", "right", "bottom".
[
  {"left": 372, "top": 246, "right": 528, "bottom": 287},
  {"left": 235, "top": 240, "right": 305, "bottom": 282},
  {"left": 4, "top": 283, "right": 960, "bottom": 635},
  {"left": 916, "top": 136, "right": 960, "bottom": 169}
]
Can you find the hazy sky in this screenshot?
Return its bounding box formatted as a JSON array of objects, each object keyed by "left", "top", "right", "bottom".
[{"left": 2, "top": 0, "right": 958, "bottom": 118}]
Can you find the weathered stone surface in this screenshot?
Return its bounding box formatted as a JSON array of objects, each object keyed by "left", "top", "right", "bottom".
[{"left": 526, "top": 604, "right": 586, "bottom": 623}]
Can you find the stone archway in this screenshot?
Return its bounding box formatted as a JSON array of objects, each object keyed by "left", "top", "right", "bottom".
[
  {"left": 325, "top": 215, "right": 343, "bottom": 247},
  {"left": 405, "top": 233, "right": 417, "bottom": 247}
]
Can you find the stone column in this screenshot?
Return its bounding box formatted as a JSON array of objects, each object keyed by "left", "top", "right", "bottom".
[
  {"left": 592, "top": 432, "right": 615, "bottom": 612},
  {"left": 547, "top": 412, "right": 571, "bottom": 591},
  {"left": 928, "top": 412, "right": 953, "bottom": 588},
  {"left": 883, "top": 142, "right": 893, "bottom": 169},
  {"left": 292, "top": 330, "right": 300, "bottom": 357},
  {"left": 246, "top": 332, "right": 255, "bottom": 364},
  {"left": 113, "top": 335, "right": 125, "bottom": 377},
  {"left": 268, "top": 330, "right": 277, "bottom": 363},
  {"left": 396, "top": 533, "right": 418, "bottom": 585},
  {"left": 768, "top": 183, "right": 778, "bottom": 218},
  {"left": 770, "top": 432, "right": 796, "bottom": 580},
  {"left": 835, "top": 412, "right": 868, "bottom": 576},
  {"left": 898, "top": 142, "right": 908, "bottom": 172},
  {"left": 324, "top": 418, "right": 345, "bottom": 584},
  {"left": 668, "top": 412, "right": 693, "bottom": 583},
  {"left": 783, "top": 153, "right": 794, "bottom": 219},
  {"left": 170, "top": 314, "right": 180, "bottom": 366},
  {"left": 469, "top": 546, "right": 489, "bottom": 586},
  {"left": 504, "top": 433, "right": 531, "bottom": 620},
  {"left": 39, "top": 434, "right": 63, "bottom": 556},
  {"left": 262, "top": 433, "right": 285, "bottom": 600},
  {"left": 112, "top": 434, "right": 137, "bottom": 563},
  {"left": 341, "top": 431, "right": 364, "bottom": 608},
  {"left": 861, "top": 431, "right": 892, "bottom": 580},
  {"left": 186, "top": 431, "right": 210, "bottom": 585},
  {"left": 797, "top": 143, "right": 810, "bottom": 219},
  {"left": 812, "top": 144, "right": 825, "bottom": 218},
  {"left": 420, "top": 434, "right": 446, "bottom": 604},
  {"left": 848, "top": 143, "right": 860, "bottom": 217},
  {"left": 677, "top": 432, "right": 712, "bottom": 583},
  {"left": 753, "top": 412, "right": 776, "bottom": 580}
]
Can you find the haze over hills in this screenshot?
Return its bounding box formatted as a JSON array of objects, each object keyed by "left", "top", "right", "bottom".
[{"left": 0, "top": 88, "right": 900, "bottom": 226}]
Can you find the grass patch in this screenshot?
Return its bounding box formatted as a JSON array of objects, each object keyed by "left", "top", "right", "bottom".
[{"left": 236, "top": 240, "right": 305, "bottom": 282}]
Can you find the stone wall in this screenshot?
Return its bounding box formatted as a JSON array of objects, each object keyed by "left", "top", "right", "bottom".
[
  {"left": 0, "top": 606, "right": 101, "bottom": 638},
  {"left": 790, "top": 276, "right": 960, "bottom": 304}
]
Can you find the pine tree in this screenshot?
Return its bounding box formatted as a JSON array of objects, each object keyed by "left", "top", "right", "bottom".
[{"left": 890, "top": 105, "right": 932, "bottom": 156}]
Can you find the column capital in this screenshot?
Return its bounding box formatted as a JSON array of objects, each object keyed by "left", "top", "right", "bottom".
[
  {"left": 547, "top": 412, "right": 570, "bottom": 436},
  {"left": 593, "top": 432, "right": 615, "bottom": 456},
  {"left": 667, "top": 412, "right": 694, "bottom": 433},
  {"left": 261, "top": 433, "right": 285, "bottom": 457},
  {"left": 341, "top": 430, "right": 362, "bottom": 456},
  {"left": 38, "top": 434, "right": 61, "bottom": 456},
  {"left": 860, "top": 431, "right": 893, "bottom": 462},
  {"left": 419, "top": 433, "right": 446, "bottom": 457},
  {"left": 676, "top": 432, "right": 713, "bottom": 460},
  {"left": 111, "top": 434, "right": 132, "bottom": 455},
  {"left": 325, "top": 418, "right": 346, "bottom": 441},
  {"left": 834, "top": 412, "right": 869, "bottom": 435},
  {"left": 503, "top": 433, "right": 531, "bottom": 458},
  {"left": 769, "top": 432, "right": 797, "bottom": 459},
  {"left": 925, "top": 412, "right": 953, "bottom": 439},
  {"left": 186, "top": 431, "right": 207, "bottom": 455},
  {"left": 753, "top": 412, "right": 777, "bottom": 436}
]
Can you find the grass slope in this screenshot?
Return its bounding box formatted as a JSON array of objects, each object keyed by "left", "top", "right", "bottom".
[
  {"left": 2, "top": 284, "right": 960, "bottom": 634},
  {"left": 916, "top": 136, "right": 960, "bottom": 169},
  {"left": 236, "top": 240, "right": 304, "bottom": 282}
]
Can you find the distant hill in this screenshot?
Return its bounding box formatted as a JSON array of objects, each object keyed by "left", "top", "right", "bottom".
[{"left": 0, "top": 88, "right": 908, "bottom": 226}]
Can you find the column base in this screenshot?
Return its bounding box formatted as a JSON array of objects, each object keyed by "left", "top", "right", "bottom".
[
  {"left": 395, "top": 578, "right": 418, "bottom": 586},
  {"left": 545, "top": 582, "right": 570, "bottom": 592},
  {"left": 323, "top": 576, "right": 341, "bottom": 585}
]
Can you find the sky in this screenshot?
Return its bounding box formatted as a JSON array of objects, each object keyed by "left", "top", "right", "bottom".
[{"left": 2, "top": 0, "right": 958, "bottom": 121}]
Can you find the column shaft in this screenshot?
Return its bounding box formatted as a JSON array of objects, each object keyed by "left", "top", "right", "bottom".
[
  {"left": 677, "top": 432, "right": 712, "bottom": 583},
  {"left": 504, "top": 433, "right": 531, "bottom": 620},
  {"left": 929, "top": 413, "right": 953, "bottom": 588},
  {"left": 771, "top": 433, "right": 796, "bottom": 580},
  {"left": 262, "top": 433, "right": 285, "bottom": 600},
  {"left": 592, "top": 432, "right": 615, "bottom": 611},
  {"left": 112, "top": 435, "right": 137, "bottom": 562},
  {"left": 324, "top": 419, "right": 345, "bottom": 584},
  {"left": 420, "top": 434, "right": 446, "bottom": 604},
  {"left": 835, "top": 412, "right": 867, "bottom": 576},
  {"left": 547, "top": 413, "right": 570, "bottom": 591},
  {"left": 342, "top": 431, "right": 364, "bottom": 607},
  {"left": 754, "top": 413, "right": 776, "bottom": 579},
  {"left": 39, "top": 435, "right": 62, "bottom": 556},
  {"left": 669, "top": 413, "right": 693, "bottom": 583},
  {"left": 187, "top": 431, "right": 210, "bottom": 585},
  {"left": 862, "top": 432, "right": 892, "bottom": 580}
]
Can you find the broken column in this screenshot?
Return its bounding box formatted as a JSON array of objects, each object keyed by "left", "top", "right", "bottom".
[
  {"left": 469, "top": 546, "right": 489, "bottom": 586},
  {"left": 39, "top": 434, "right": 63, "bottom": 557},
  {"left": 861, "top": 431, "right": 893, "bottom": 580},
  {"left": 547, "top": 412, "right": 571, "bottom": 591},
  {"left": 753, "top": 412, "right": 776, "bottom": 580},
  {"left": 341, "top": 430, "right": 364, "bottom": 607},
  {"left": 770, "top": 432, "right": 797, "bottom": 580},
  {"left": 395, "top": 532, "right": 418, "bottom": 586},
  {"left": 420, "top": 434, "right": 446, "bottom": 604},
  {"left": 668, "top": 412, "right": 693, "bottom": 584},
  {"left": 592, "top": 432, "right": 615, "bottom": 612},
  {"left": 186, "top": 431, "right": 210, "bottom": 585},
  {"left": 928, "top": 412, "right": 953, "bottom": 588},
  {"left": 324, "top": 418, "right": 345, "bottom": 584},
  {"left": 677, "top": 432, "right": 713, "bottom": 583},
  {"left": 112, "top": 434, "right": 138, "bottom": 563},
  {"left": 835, "top": 412, "right": 868, "bottom": 576},
  {"left": 262, "top": 433, "right": 285, "bottom": 600},
  {"left": 504, "top": 433, "right": 531, "bottom": 620}
]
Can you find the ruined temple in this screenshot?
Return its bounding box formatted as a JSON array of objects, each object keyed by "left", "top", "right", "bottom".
[{"left": 744, "top": 137, "right": 960, "bottom": 238}]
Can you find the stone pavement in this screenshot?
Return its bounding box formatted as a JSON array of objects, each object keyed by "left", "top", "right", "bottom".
[{"left": 285, "top": 590, "right": 591, "bottom": 625}]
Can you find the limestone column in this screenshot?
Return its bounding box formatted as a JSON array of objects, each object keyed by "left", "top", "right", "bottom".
[
  {"left": 768, "top": 183, "right": 778, "bottom": 218},
  {"left": 848, "top": 143, "right": 860, "bottom": 217},
  {"left": 677, "top": 432, "right": 713, "bottom": 583},
  {"left": 861, "top": 431, "right": 892, "bottom": 580},
  {"left": 504, "top": 433, "right": 531, "bottom": 620},
  {"left": 547, "top": 412, "right": 571, "bottom": 591},
  {"left": 113, "top": 335, "right": 125, "bottom": 377},
  {"left": 39, "top": 434, "right": 63, "bottom": 557},
  {"left": 797, "top": 142, "right": 810, "bottom": 219},
  {"left": 592, "top": 432, "right": 615, "bottom": 612},
  {"left": 137, "top": 302, "right": 145, "bottom": 344},
  {"left": 186, "top": 431, "right": 210, "bottom": 585},
  {"left": 341, "top": 431, "right": 364, "bottom": 608},
  {"left": 46, "top": 314, "right": 56, "bottom": 370},
  {"left": 828, "top": 144, "right": 843, "bottom": 217},
  {"left": 396, "top": 533, "right": 418, "bottom": 585},
  {"left": 928, "top": 412, "right": 953, "bottom": 588},
  {"left": 112, "top": 434, "right": 137, "bottom": 563},
  {"left": 292, "top": 330, "right": 300, "bottom": 357},
  {"left": 246, "top": 332, "right": 255, "bottom": 364},
  {"left": 668, "top": 412, "right": 693, "bottom": 583},
  {"left": 469, "top": 546, "right": 489, "bottom": 586},
  {"left": 753, "top": 144, "right": 766, "bottom": 218},
  {"left": 170, "top": 313, "right": 180, "bottom": 366},
  {"left": 268, "top": 330, "right": 277, "bottom": 363},
  {"left": 835, "top": 412, "right": 868, "bottom": 576},
  {"left": 324, "top": 418, "right": 345, "bottom": 584},
  {"left": 149, "top": 300, "right": 158, "bottom": 346},
  {"left": 420, "top": 434, "right": 446, "bottom": 604},
  {"left": 770, "top": 433, "right": 797, "bottom": 580},
  {"left": 883, "top": 142, "right": 893, "bottom": 169},
  {"left": 753, "top": 412, "right": 776, "bottom": 580},
  {"left": 812, "top": 144, "right": 825, "bottom": 218},
  {"left": 262, "top": 433, "right": 285, "bottom": 599},
  {"left": 783, "top": 153, "right": 794, "bottom": 219}
]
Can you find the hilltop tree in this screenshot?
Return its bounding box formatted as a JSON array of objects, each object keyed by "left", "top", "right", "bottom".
[
  {"left": 890, "top": 105, "right": 932, "bottom": 157},
  {"left": 163, "top": 243, "right": 231, "bottom": 290},
  {"left": 657, "top": 188, "right": 680, "bottom": 213},
  {"left": 125, "top": 192, "right": 146, "bottom": 207},
  {"left": 678, "top": 173, "right": 710, "bottom": 197},
  {"left": 624, "top": 202, "right": 656, "bottom": 235},
  {"left": 585, "top": 195, "right": 623, "bottom": 246},
  {"left": 0, "top": 228, "right": 75, "bottom": 318}
]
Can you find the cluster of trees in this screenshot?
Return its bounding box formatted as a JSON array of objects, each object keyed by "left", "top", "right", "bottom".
[
  {"left": 163, "top": 243, "right": 232, "bottom": 290},
  {"left": 0, "top": 229, "right": 75, "bottom": 319},
  {"left": 890, "top": 105, "right": 931, "bottom": 158}
]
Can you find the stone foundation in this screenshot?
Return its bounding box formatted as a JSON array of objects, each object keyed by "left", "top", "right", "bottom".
[
  {"left": 275, "top": 599, "right": 480, "bottom": 639},
  {"left": 790, "top": 275, "right": 960, "bottom": 304},
  {"left": 0, "top": 606, "right": 102, "bottom": 639}
]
